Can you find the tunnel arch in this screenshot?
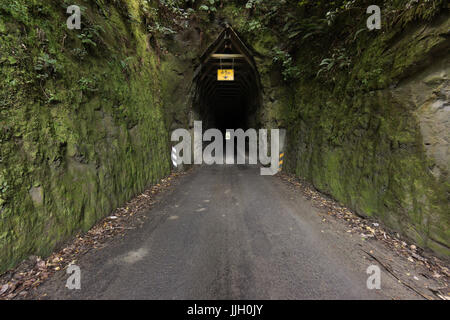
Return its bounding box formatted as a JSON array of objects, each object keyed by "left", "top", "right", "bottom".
[{"left": 192, "top": 25, "right": 263, "bottom": 133}]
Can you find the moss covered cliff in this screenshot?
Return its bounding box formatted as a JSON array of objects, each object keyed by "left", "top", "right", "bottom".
[
  {"left": 219, "top": 0, "right": 449, "bottom": 255},
  {"left": 0, "top": 0, "right": 175, "bottom": 272}
]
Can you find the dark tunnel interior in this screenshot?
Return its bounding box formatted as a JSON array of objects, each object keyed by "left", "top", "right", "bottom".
[{"left": 193, "top": 26, "right": 262, "bottom": 134}]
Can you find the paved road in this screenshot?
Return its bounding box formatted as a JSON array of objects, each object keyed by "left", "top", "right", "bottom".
[{"left": 36, "top": 164, "right": 417, "bottom": 299}]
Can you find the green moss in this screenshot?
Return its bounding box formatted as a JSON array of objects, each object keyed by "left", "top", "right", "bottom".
[
  {"left": 228, "top": 1, "right": 449, "bottom": 256},
  {"left": 279, "top": 80, "right": 449, "bottom": 256},
  {"left": 0, "top": 0, "right": 172, "bottom": 272}
]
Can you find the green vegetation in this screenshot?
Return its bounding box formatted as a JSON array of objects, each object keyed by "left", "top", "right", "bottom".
[
  {"left": 272, "top": 48, "right": 301, "bottom": 81},
  {"left": 0, "top": 0, "right": 172, "bottom": 272},
  {"left": 223, "top": 0, "right": 449, "bottom": 255}
]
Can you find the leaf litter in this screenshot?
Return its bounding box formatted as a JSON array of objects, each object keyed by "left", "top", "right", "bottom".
[
  {"left": 278, "top": 172, "right": 449, "bottom": 300},
  {"left": 0, "top": 169, "right": 191, "bottom": 300}
]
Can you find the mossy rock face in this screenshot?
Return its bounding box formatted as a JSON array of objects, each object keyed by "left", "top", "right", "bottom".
[
  {"left": 283, "top": 87, "right": 449, "bottom": 255},
  {"left": 221, "top": 3, "right": 449, "bottom": 256},
  {"left": 0, "top": 0, "right": 227, "bottom": 272},
  {"left": 269, "top": 15, "right": 449, "bottom": 256},
  {"left": 0, "top": 0, "right": 173, "bottom": 272}
]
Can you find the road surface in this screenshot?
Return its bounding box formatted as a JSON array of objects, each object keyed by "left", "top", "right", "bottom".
[{"left": 35, "top": 164, "right": 419, "bottom": 299}]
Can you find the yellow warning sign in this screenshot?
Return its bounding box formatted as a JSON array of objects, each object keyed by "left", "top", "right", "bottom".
[{"left": 217, "top": 69, "right": 234, "bottom": 81}]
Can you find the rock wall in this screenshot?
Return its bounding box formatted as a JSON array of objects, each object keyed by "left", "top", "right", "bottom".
[
  {"left": 0, "top": 0, "right": 171, "bottom": 272},
  {"left": 230, "top": 3, "right": 449, "bottom": 256}
]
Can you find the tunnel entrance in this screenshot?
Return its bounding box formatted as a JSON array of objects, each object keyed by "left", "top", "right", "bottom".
[{"left": 192, "top": 25, "right": 262, "bottom": 134}]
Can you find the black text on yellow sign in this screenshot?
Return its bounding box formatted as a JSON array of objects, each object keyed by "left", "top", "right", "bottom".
[{"left": 218, "top": 69, "right": 234, "bottom": 81}]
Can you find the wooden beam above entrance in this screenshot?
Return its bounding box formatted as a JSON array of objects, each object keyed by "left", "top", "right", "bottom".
[{"left": 210, "top": 54, "right": 245, "bottom": 59}]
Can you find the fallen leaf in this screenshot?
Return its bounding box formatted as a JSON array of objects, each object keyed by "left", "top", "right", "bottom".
[
  {"left": 366, "top": 226, "right": 375, "bottom": 233},
  {"left": 36, "top": 260, "right": 46, "bottom": 269},
  {"left": 0, "top": 284, "right": 9, "bottom": 295}
]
